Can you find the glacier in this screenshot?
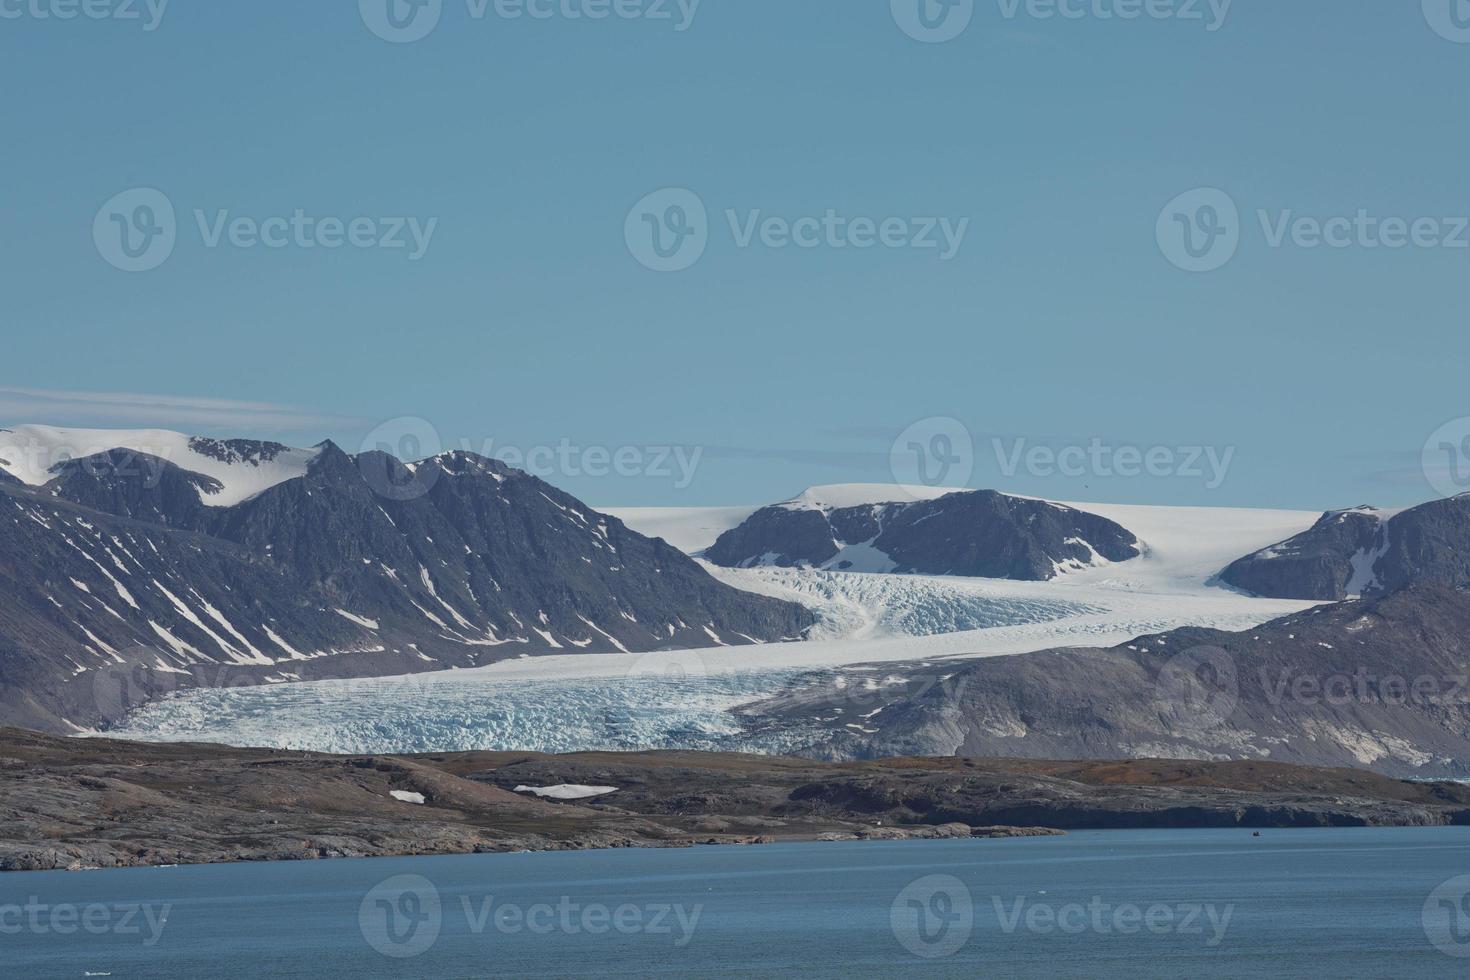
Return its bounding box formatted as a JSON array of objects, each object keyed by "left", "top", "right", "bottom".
[{"left": 101, "top": 495, "right": 1326, "bottom": 756}]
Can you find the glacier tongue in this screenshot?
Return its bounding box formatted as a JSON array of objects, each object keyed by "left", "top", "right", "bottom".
[
  {"left": 105, "top": 670, "right": 815, "bottom": 755},
  {"left": 100, "top": 574, "right": 1104, "bottom": 754}
]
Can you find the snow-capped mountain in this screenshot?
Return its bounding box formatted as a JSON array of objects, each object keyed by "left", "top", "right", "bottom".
[
  {"left": 0, "top": 426, "right": 814, "bottom": 733},
  {"left": 0, "top": 425, "right": 321, "bottom": 507},
  {"left": 1220, "top": 495, "right": 1470, "bottom": 599},
  {"left": 704, "top": 485, "right": 1142, "bottom": 580}
]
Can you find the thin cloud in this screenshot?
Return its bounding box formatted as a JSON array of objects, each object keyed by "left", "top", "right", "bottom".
[{"left": 0, "top": 386, "right": 358, "bottom": 433}]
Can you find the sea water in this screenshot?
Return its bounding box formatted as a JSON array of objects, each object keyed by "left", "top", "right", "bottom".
[{"left": 3, "top": 827, "right": 1467, "bottom": 978}]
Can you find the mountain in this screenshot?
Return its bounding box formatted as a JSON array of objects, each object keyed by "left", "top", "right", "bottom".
[
  {"left": 736, "top": 583, "right": 1470, "bottom": 777},
  {"left": 1220, "top": 496, "right": 1470, "bottom": 600},
  {"left": 0, "top": 426, "right": 814, "bottom": 734},
  {"left": 704, "top": 486, "right": 1141, "bottom": 580}
]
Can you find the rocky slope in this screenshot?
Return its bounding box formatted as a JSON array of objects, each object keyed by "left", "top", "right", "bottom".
[
  {"left": 737, "top": 584, "right": 1470, "bottom": 777},
  {"left": 5, "top": 729, "right": 1467, "bottom": 871},
  {"left": 0, "top": 428, "right": 813, "bottom": 734},
  {"left": 1220, "top": 495, "right": 1470, "bottom": 600},
  {"left": 706, "top": 488, "right": 1140, "bottom": 580}
]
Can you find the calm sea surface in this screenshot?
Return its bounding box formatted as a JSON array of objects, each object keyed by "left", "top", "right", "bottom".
[{"left": 4, "top": 827, "right": 1470, "bottom": 978}]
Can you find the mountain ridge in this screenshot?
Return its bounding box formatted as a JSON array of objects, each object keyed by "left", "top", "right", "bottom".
[
  {"left": 705, "top": 488, "right": 1142, "bottom": 580},
  {"left": 0, "top": 427, "right": 814, "bottom": 734}
]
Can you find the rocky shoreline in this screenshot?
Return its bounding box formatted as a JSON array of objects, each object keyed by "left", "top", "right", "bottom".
[{"left": 4, "top": 728, "right": 1469, "bottom": 873}]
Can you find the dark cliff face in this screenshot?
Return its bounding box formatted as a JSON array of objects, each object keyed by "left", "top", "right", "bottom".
[
  {"left": 0, "top": 443, "right": 813, "bottom": 734},
  {"left": 704, "top": 506, "right": 844, "bottom": 568},
  {"left": 1219, "top": 508, "right": 1384, "bottom": 600},
  {"left": 1220, "top": 496, "right": 1470, "bottom": 600},
  {"left": 740, "top": 584, "right": 1470, "bottom": 777},
  {"left": 43, "top": 450, "right": 221, "bottom": 530},
  {"left": 705, "top": 490, "right": 1141, "bottom": 580}
]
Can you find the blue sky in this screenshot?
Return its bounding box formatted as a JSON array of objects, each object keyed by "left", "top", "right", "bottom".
[{"left": 3, "top": 1, "right": 1469, "bottom": 509}]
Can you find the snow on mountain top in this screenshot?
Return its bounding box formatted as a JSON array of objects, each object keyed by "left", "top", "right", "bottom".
[
  {"left": 1325, "top": 504, "right": 1406, "bottom": 523},
  {"left": 779, "top": 483, "right": 969, "bottom": 511},
  {"left": 610, "top": 492, "right": 1322, "bottom": 596},
  {"left": 0, "top": 424, "right": 321, "bottom": 507}
]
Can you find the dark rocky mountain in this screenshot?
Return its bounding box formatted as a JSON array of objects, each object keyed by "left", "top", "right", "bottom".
[
  {"left": 0, "top": 435, "right": 813, "bottom": 735},
  {"left": 738, "top": 584, "right": 1470, "bottom": 777},
  {"left": 705, "top": 489, "right": 1141, "bottom": 580},
  {"left": 1221, "top": 496, "right": 1470, "bottom": 600}
]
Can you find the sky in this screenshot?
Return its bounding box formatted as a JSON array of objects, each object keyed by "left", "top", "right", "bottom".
[{"left": 3, "top": 1, "right": 1469, "bottom": 510}]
